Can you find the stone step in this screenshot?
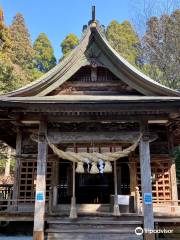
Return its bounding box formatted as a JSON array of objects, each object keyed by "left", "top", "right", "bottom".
[{"left": 48, "top": 233, "right": 143, "bottom": 240}]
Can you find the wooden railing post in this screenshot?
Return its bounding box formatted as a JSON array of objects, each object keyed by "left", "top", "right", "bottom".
[
  {"left": 48, "top": 187, "right": 52, "bottom": 215},
  {"left": 33, "top": 121, "right": 47, "bottom": 240},
  {"left": 135, "top": 186, "right": 141, "bottom": 214},
  {"left": 52, "top": 186, "right": 58, "bottom": 208}
]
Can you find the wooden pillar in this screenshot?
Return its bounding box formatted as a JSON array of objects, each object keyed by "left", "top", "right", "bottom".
[
  {"left": 5, "top": 147, "right": 11, "bottom": 177},
  {"left": 139, "top": 127, "right": 155, "bottom": 240},
  {"left": 52, "top": 159, "right": 59, "bottom": 208},
  {"left": 128, "top": 160, "right": 137, "bottom": 213},
  {"left": 129, "top": 161, "right": 137, "bottom": 197},
  {"left": 113, "top": 160, "right": 120, "bottom": 216},
  {"left": 12, "top": 128, "right": 22, "bottom": 208},
  {"left": 69, "top": 161, "right": 77, "bottom": 219},
  {"left": 33, "top": 122, "right": 47, "bottom": 240},
  {"left": 170, "top": 159, "right": 178, "bottom": 203},
  {"left": 168, "top": 131, "right": 178, "bottom": 204}
]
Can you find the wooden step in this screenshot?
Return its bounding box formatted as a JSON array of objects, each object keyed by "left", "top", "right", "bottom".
[
  {"left": 48, "top": 232, "right": 143, "bottom": 240},
  {"left": 47, "top": 215, "right": 142, "bottom": 223},
  {"left": 47, "top": 216, "right": 143, "bottom": 240}
]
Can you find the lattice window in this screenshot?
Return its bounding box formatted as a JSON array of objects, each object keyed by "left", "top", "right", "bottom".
[
  {"left": 19, "top": 159, "right": 53, "bottom": 202},
  {"left": 136, "top": 159, "right": 171, "bottom": 203}
]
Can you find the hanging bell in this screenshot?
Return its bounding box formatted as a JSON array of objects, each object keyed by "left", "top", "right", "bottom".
[
  {"left": 104, "top": 161, "right": 112, "bottom": 173},
  {"left": 90, "top": 162, "right": 99, "bottom": 174},
  {"left": 76, "top": 162, "right": 84, "bottom": 173}
]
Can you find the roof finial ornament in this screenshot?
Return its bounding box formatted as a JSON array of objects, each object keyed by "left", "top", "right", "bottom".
[
  {"left": 92, "top": 5, "right": 96, "bottom": 22},
  {"left": 89, "top": 5, "right": 97, "bottom": 28}
]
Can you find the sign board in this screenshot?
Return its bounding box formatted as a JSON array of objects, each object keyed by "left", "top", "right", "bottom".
[
  {"left": 117, "top": 195, "right": 129, "bottom": 205},
  {"left": 144, "top": 193, "right": 152, "bottom": 205},
  {"left": 36, "top": 192, "right": 44, "bottom": 202}
]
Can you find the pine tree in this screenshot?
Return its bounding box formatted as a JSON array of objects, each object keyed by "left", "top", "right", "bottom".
[
  {"left": 9, "top": 13, "right": 34, "bottom": 68},
  {"left": 61, "top": 34, "right": 79, "bottom": 59},
  {"left": 106, "top": 20, "right": 141, "bottom": 66},
  {"left": 33, "top": 33, "right": 56, "bottom": 73}
]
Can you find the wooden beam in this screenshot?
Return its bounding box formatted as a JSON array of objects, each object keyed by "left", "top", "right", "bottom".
[
  {"left": 33, "top": 121, "right": 47, "bottom": 240},
  {"left": 47, "top": 131, "right": 141, "bottom": 144},
  {"left": 12, "top": 128, "right": 22, "bottom": 208},
  {"left": 139, "top": 124, "right": 155, "bottom": 240}
]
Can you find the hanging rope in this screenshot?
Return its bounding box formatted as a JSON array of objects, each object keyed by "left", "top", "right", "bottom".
[{"left": 31, "top": 133, "right": 142, "bottom": 163}]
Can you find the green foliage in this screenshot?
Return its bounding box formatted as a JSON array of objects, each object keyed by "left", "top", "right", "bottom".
[
  {"left": 61, "top": 34, "right": 79, "bottom": 59},
  {"left": 33, "top": 33, "right": 56, "bottom": 73},
  {"left": 141, "top": 63, "right": 164, "bottom": 82},
  {"left": 0, "top": 9, "right": 44, "bottom": 93},
  {"left": 0, "top": 158, "right": 15, "bottom": 174},
  {"left": 9, "top": 13, "right": 34, "bottom": 68},
  {"left": 106, "top": 20, "right": 141, "bottom": 66},
  {"left": 0, "top": 53, "right": 17, "bottom": 93}
]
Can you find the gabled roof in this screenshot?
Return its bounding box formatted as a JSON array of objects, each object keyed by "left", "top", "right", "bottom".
[{"left": 4, "top": 20, "right": 180, "bottom": 97}]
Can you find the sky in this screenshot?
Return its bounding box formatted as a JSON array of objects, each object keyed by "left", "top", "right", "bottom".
[
  {"left": 1, "top": 0, "right": 177, "bottom": 60},
  {"left": 0, "top": 0, "right": 138, "bottom": 59}
]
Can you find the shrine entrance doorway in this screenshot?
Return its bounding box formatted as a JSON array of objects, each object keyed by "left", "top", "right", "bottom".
[{"left": 57, "top": 159, "right": 130, "bottom": 205}]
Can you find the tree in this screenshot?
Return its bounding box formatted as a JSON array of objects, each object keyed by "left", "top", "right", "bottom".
[
  {"left": 9, "top": 13, "right": 34, "bottom": 68},
  {"left": 0, "top": 9, "right": 42, "bottom": 93},
  {"left": 33, "top": 33, "right": 56, "bottom": 73},
  {"left": 0, "top": 53, "right": 17, "bottom": 93},
  {"left": 0, "top": 7, "right": 19, "bottom": 93},
  {"left": 143, "top": 10, "right": 180, "bottom": 89},
  {"left": 61, "top": 34, "right": 79, "bottom": 59},
  {"left": 106, "top": 20, "right": 141, "bottom": 66},
  {"left": 0, "top": 6, "right": 4, "bottom": 30}
]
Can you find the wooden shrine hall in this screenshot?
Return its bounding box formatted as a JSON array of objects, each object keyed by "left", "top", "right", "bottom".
[{"left": 0, "top": 7, "right": 180, "bottom": 240}]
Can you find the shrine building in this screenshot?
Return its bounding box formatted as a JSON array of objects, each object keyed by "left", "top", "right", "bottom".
[{"left": 0, "top": 6, "right": 180, "bottom": 240}]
